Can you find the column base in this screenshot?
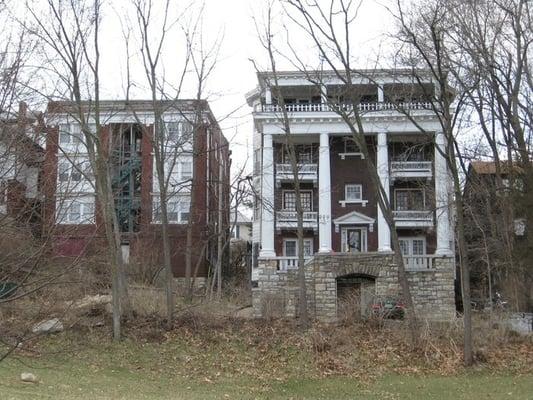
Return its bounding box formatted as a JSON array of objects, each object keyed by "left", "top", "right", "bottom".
[
  {"left": 318, "top": 247, "right": 332, "bottom": 254},
  {"left": 378, "top": 246, "right": 392, "bottom": 252},
  {"left": 259, "top": 249, "right": 277, "bottom": 258},
  {"left": 435, "top": 248, "right": 454, "bottom": 257}
]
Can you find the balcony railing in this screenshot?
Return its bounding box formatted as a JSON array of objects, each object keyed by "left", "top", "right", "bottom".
[
  {"left": 256, "top": 101, "right": 432, "bottom": 113},
  {"left": 276, "top": 163, "right": 318, "bottom": 182},
  {"left": 393, "top": 210, "right": 433, "bottom": 227},
  {"left": 390, "top": 161, "right": 432, "bottom": 172},
  {"left": 276, "top": 256, "right": 313, "bottom": 271},
  {"left": 403, "top": 255, "right": 437, "bottom": 271},
  {"left": 276, "top": 211, "right": 318, "bottom": 230},
  {"left": 390, "top": 161, "right": 433, "bottom": 179}
]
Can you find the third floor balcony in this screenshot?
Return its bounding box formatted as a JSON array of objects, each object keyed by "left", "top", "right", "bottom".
[{"left": 256, "top": 101, "right": 432, "bottom": 114}]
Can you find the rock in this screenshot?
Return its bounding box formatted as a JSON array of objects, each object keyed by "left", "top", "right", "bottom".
[
  {"left": 32, "top": 318, "right": 64, "bottom": 334},
  {"left": 73, "top": 294, "right": 111, "bottom": 310},
  {"left": 20, "top": 372, "right": 38, "bottom": 383}
]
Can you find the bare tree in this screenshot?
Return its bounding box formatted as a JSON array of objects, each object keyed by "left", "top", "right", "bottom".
[
  {"left": 25, "top": 0, "right": 130, "bottom": 340},
  {"left": 253, "top": 2, "right": 310, "bottom": 328}
]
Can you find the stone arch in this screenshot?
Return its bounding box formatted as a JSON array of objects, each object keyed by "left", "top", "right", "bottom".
[{"left": 333, "top": 260, "right": 381, "bottom": 279}]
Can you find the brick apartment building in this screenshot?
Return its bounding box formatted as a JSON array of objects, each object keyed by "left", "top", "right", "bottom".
[
  {"left": 247, "top": 70, "right": 456, "bottom": 321},
  {"left": 42, "top": 100, "right": 230, "bottom": 279},
  {"left": 0, "top": 102, "right": 44, "bottom": 229}
]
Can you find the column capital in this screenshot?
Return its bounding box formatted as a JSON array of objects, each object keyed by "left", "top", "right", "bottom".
[
  {"left": 320, "top": 132, "right": 329, "bottom": 147},
  {"left": 377, "top": 130, "right": 388, "bottom": 146},
  {"left": 263, "top": 133, "right": 273, "bottom": 147}
]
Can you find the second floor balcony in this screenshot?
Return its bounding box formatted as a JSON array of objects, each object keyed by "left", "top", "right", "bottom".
[
  {"left": 390, "top": 160, "right": 432, "bottom": 180},
  {"left": 276, "top": 163, "right": 318, "bottom": 185},
  {"left": 276, "top": 210, "right": 318, "bottom": 230},
  {"left": 393, "top": 210, "right": 434, "bottom": 228}
]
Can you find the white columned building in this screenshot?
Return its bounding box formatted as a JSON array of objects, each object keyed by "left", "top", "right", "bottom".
[
  {"left": 259, "top": 133, "right": 276, "bottom": 257},
  {"left": 318, "top": 132, "right": 332, "bottom": 253},
  {"left": 434, "top": 131, "right": 452, "bottom": 256},
  {"left": 376, "top": 130, "right": 392, "bottom": 252}
]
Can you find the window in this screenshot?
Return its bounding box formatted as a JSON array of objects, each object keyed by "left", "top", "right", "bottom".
[
  {"left": 395, "top": 189, "right": 425, "bottom": 211},
  {"left": 283, "top": 190, "right": 312, "bottom": 211},
  {"left": 283, "top": 239, "right": 313, "bottom": 257},
  {"left": 398, "top": 237, "right": 427, "bottom": 269},
  {"left": 344, "top": 137, "right": 359, "bottom": 153},
  {"left": 341, "top": 227, "right": 367, "bottom": 252},
  {"left": 165, "top": 122, "right": 180, "bottom": 141},
  {"left": 345, "top": 184, "right": 362, "bottom": 201},
  {"left": 282, "top": 144, "right": 314, "bottom": 164},
  {"left": 514, "top": 219, "right": 526, "bottom": 236},
  {"left": 339, "top": 137, "right": 364, "bottom": 160},
  {"left": 56, "top": 197, "right": 95, "bottom": 224},
  {"left": 180, "top": 161, "right": 193, "bottom": 180},
  {"left": 59, "top": 123, "right": 82, "bottom": 145},
  {"left": 152, "top": 195, "right": 190, "bottom": 223},
  {"left": 57, "top": 159, "right": 91, "bottom": 184}
]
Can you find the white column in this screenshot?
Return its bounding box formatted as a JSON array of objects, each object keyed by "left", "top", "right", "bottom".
[
  {"left": 259, "top": 133, "right": 276, "bottom": 258},
  {"left": 265, "top": 87, "right": 272, "bottom": 105},
  {"left": 377, "top": 85, "right": 384, "bottom": 103},
  {"left": 435, "top": 131, "right": 453, "bottom": 256},
  {"left": 320, "top": 84, "right": 328, "bottom": 104},
  {"left": 318, "top": 133, "right": 332, "bottom": 253},
  {"left": 377, "top": 131, "right": 391, "bottom": 252}
]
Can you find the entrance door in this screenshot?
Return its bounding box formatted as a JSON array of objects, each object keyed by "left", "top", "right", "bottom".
[{"left": 341, "top": 227, "right": 367, "bottom": 253}]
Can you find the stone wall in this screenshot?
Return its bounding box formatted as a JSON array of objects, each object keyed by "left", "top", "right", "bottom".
[{"left": 252, "top": 253, "right": 456, "bottom": 322}]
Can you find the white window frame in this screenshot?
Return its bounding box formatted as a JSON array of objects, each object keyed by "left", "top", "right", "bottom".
[
  {"left": 152, "top": 195, "right": 190, "bottom": 224},
  {"left": 282, "top": 190, "right": 313, "bottom": 211},
  {"left": 339, "top": 137, "right": 365, "bottom": 160},
  {"left": 398, "top": 236, "right": 427, "bottom": 269},
  {"left": 58, "top": 123, "right": 83, "bottom": 146},
  {"left": 282, "top": 238, "right": 314, "bottom": 257},
  {"left": 56, "top": 196, "right": 95, "bottom": 225},
  {"left": 180, "top": 160, "right": 193, "bottom": 181},
  {"left": 339, "top": 184, "right": 368, "bottom": 207},
  {"left": 394, "top": 188, "right": 426, "bottom": 211},
  {"left": 341, "top": 227, "right": 368, "bottom": 253}
]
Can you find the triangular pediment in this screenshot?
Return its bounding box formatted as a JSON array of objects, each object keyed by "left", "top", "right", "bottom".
[{"left": 333, "top": 211, "right": 375, "bottom": 226}]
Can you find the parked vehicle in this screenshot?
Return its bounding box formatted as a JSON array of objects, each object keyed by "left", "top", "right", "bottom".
[{"left": 371, "top": 297, "right": 405, "bottom": 319}]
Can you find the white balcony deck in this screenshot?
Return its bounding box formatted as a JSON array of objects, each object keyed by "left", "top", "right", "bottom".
[
  {"left": 275, "top": 256, "right": 313, "bottom": 271},
  {"left": 257, "top": 101, "right": 432, "bottom": 113},
  {"left": 403, "top": 255, "right": 438, "bottom": 271},
  {"left": 276, "top": 211, "right": 318, "bottom": 230},
  {"left": 390, "top": 161, "right": 432, "bottom": 180},
  {"left": 393, "top": 210, "right": 434, "bottom": 227},
  {"left": 276, "top": 163, "right": 318, "bottom": 184}
]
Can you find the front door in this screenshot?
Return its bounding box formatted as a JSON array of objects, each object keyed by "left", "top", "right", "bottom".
[{"left": 342, "top": 227, "right": 367, "bottom": 253}]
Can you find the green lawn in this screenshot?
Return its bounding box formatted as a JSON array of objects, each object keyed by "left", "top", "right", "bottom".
[{"left": 1, "top": 332, "right": 531, "bottom": 400}]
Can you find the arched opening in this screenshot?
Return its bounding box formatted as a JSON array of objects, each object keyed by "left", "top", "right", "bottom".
[{"left": 336, "top": 273, "right": 376, "bottom": 322}]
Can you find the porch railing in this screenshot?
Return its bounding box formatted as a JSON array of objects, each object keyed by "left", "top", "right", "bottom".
[
  {"left": 276, "top": 256, "right": 312, "bottom": 271},
  {"left": 276, "top": 163, "right": 318, "bottom": 175},
  {"left": 257, "top": 101, "right": 432, "bottom": 113},
  {"left": 393, "top": 210, "right": 433, "bottom": 220},
  {"left": 390, "top": 161, "right": 432, "bottom": 172},
  {"left": 403, "top": 255, "right": 437, "bottom": 270},
  {"left": 276, "top": 211, "right": 318, "bottom": 222}
]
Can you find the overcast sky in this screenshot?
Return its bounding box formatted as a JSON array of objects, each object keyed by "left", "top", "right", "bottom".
[{"left": 26, "top": 0, "right": 396, "bottom": 176}]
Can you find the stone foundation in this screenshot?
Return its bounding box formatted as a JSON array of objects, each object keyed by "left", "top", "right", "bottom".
[{"left": 252, "top": 253, "right": 456, "bottom": 322}]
